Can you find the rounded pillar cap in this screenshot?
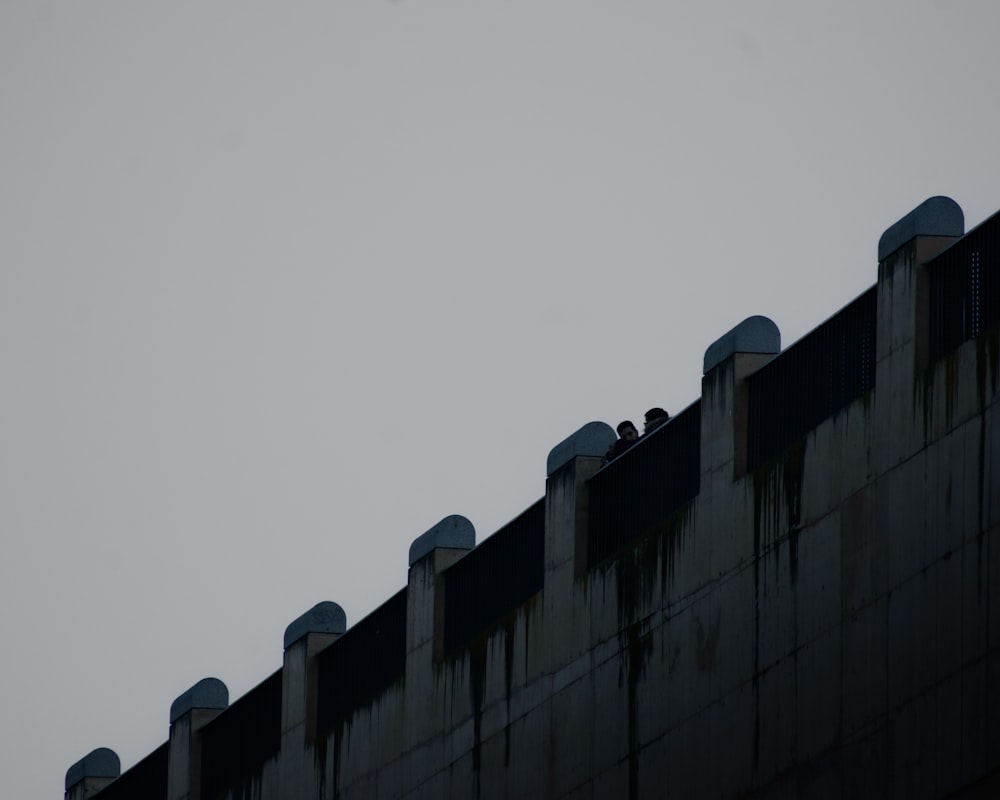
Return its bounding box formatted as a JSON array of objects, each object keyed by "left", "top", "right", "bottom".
[
  {"left": 878, "top": 195, "right": 963, "bottom": 261},
  {"left": 703, "top": 315, "right": 780, "bottom": 374},
  {"left": 546, "top": 421, "right": 617, "bottom": 476},
  {"left": 169, "top": 677, "right": 229, "bottom": 723},
  {"left": 408, "top": 515, "right": 475, "bottom": 566},
  {"left": 283, "top": 601, "right": 347, "bottom": 649},
  {"left": 65, "top": 747, "right": 120, "bottom": 790}
]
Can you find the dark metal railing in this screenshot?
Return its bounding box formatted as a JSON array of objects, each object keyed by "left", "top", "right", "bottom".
[
  {"left": 200, "top": 670, "right": 282, "bottom": 800},
  {"left": 316, "top": 588, "right": 407, "bottom": 734},
  {"left": 747, "top": 285, "right": 877, "bottom": 471},
  {"left": 442, "top": 498, "right": 545, "bottom": 654},
  {"left": 93, "top": 742, "right": 168, "bottom": 800},
  {"left": 928, "top": 210, "right": 1000, "bottom": 362},
  {"left": 587, "top": 401, "right": 701, "bottom": 569}
]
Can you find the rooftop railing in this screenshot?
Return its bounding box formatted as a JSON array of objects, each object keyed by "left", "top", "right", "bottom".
[
  {"left": 441, "top": 498, "right": 545, "bottom": 655},
  {"left": 928, "top": 210, "right": 1000, "bottom": 363},
  {"left": 316, "top": 587, "right": 407, "bottom": 734},
  {"left": 747, "top": 285, "right": 877, "bottom": 471},
  {"left": 200, "top": 670, "right": 282, "bottom": 800},
  {"left": 586, "top": 401, "right": 701, "bottom": 570}
]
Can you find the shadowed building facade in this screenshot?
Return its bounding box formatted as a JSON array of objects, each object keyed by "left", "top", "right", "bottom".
[{"left": 67, "top": 196, "right": 1000, "bottom": 799}]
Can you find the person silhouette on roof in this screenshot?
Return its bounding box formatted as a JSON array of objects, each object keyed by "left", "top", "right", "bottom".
[
  {"left": 643, "top": 407, "right": 670, "bottom": 435},
  {"left": 602, "top": 420, "right": 640, "bottom": 465}
]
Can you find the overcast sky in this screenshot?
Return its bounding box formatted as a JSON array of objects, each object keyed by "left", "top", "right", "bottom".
[{"left": 3, "top": 2, "right": 999, "bottom": 797}]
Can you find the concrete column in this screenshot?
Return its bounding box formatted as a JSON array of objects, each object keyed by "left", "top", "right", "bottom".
[
  {"left": 278, "top": 601, "right": 346, "bottom": 795},
  {"left": 65, "top": 747, "right": 120, "bottom": 800},
  {"left": 404, "top": 515, "right": 475, "bottom": 748},
  {"left": 702, "top": 315, "right": 782, "bottom": 481},
  {"left": 541, "top": 421, "right": 616, "bottom": 669},
  {"left": 873, "top": 196, "right": 964, "bottom": 474},
  {"left": 167, "top": 677, "right": 228, "bottom": 800},
  {"left": 697, "top": 317, "right": 781, "bottom": 588}
]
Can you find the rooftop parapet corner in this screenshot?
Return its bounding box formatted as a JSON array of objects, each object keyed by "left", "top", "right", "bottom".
[
  {"left": 408, "top": 514, "right": 475, "bottom": 566},
  {"left": 878, "top": 195, "right": 964, "bottom": 261},
  {"left": 169, "top": 677, "right": 229, "bottom": 723},
  {"left": 284, "top": 601, "right": 347, "bottom": 650},
  {"left": 546, "top": 421, "right": 616, "bottom": 476},
  {"left": 65, "top": 747, "right": 120, "bottom": 790},
  {"left": 703, "top": 316, "right": 781, "bottom": 374}
]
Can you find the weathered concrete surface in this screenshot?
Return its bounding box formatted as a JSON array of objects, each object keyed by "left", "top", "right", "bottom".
[
  {"left": 82, "top": 206, "right": 998, "bottom": 800},
  {"left": 302, "top": 305, "right": 993, "bottom": 798}
]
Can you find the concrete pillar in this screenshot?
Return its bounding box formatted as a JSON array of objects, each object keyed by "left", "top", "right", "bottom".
[
  {"left": 541, "top": 421, "right": 616, "bottom": 669},
  {"left": 65, "top": 747, "right": 120, "bottom": 800},
  {"left": 167, "top": 677, "right": 228, "bottom": 800},
  {"left": 873, "top": 196, "right": 964, "bottom": 474},
  {"left": 404, "top": 515, "right": 475, "bottom": 746},
  {"left": 698, "top": 317, "right": 781, "bottom": 587},
  {"left": 279, "top": 601, "right": 346, "bottom": 795},
  {"left": 701, "top": 316, "right": 782, "bottom": 481}
]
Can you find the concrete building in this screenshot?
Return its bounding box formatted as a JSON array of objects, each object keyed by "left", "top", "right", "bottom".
[{"left": 67, "top": 196, "right": 999, "bottom": 799}]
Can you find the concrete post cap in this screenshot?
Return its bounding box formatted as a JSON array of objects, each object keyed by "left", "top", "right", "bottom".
[
  {"left": 169, "top": 677, "right": 229, "bottom": 723},
  {"left": 546, "top": 421, "right": 617, "bottom": 476},
  {"left": 283, "top": 601, "right": 347, "bottom": 649},
  {"left": 408, "top": 514, "right": 475, "bottom": 566},
  {"left": 877, "top": 195, "right": 964, "bottom": 261},
  {"left": 703, "top": 316, "right": 781, "bottom": 374},
  {"left": 65, "top": 747, "right": 120, "bottom": 790}
]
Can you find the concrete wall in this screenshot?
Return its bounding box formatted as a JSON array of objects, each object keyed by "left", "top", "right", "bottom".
[{"left": 72, "top": 201, "right": 999, "bottom": 799}]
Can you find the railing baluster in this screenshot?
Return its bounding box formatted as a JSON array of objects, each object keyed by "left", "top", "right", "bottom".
[
  {"left": 586, "top": 402, "right": 702, "bottom": 569},
  {"left": 747, "top": 286, "right": 878, "bottom": 471},
  {"left": 928, "top": 210, "right": 1000, "bottom": 361},
  {"left": 441, "top": 499, "right": 545, "bottom": 655},
  {"left": 316, "top": 589, "right": 407, "bottom": 735}
]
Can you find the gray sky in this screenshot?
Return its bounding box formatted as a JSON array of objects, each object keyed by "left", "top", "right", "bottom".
[{"left": 2, "top": 2, "right": 998, "bottom": 796}]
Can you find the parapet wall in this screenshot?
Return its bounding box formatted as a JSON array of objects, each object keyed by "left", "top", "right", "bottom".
[{"left": 68, "top": 198, "right": 1000, "bottom": 800}]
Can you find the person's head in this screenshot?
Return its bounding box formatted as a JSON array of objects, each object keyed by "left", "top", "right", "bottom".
[
  {"left": 643, "top": 407, "right": 669, "bottom": 434},
  {"left": 616, "top": 420, "right": 638, "bottom": 441}
]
